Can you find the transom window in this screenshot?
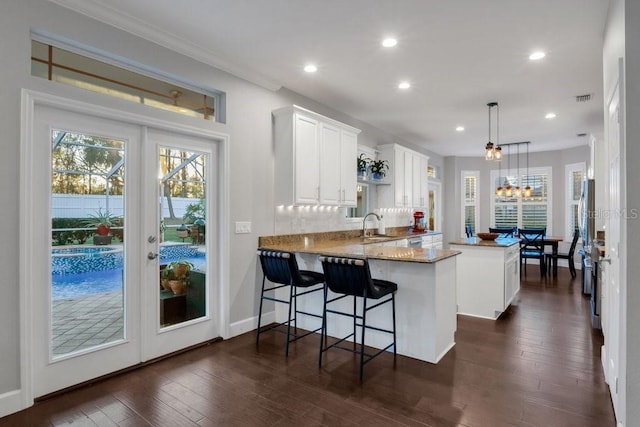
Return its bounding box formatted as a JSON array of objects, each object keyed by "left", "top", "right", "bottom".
[{"left": 31, "top": 38, "right": 224, "bottom": 122}]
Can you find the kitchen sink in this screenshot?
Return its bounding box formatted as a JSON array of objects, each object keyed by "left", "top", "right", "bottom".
[{"left": 361, "top": 236, "right": 392, "bottom": 243}]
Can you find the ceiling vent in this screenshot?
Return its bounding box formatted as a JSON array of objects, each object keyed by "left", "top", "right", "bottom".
[
  {"left": 577, "top": 133, "right": 588, "bottom": 137},
  {"left": 575, "top": 94, "right": 592, "bottom": 102}
]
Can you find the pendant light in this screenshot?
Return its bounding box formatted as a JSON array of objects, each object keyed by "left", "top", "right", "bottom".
[
  {"left": 496, "top": 150, "right": 503, "bottom": 196},
  {"left": 514, "top": 144, "right": 522, "bottom": 197},
  {"left": 504, "top": 145, "right": 513, "bottom": 197},
  {"left": 524, "top": 142, "right": 532, "bottom": 197},
  {"left": 484, "top": 102, "right": 499, "bottom": 160}
]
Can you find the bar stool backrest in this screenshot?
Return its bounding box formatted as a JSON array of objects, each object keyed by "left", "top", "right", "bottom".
[
  {"left": 257, "top": 250, "right": 303, "bottom": 286},
  {"left": 320, "top": 256, "right": 372, "bottom": 298}
]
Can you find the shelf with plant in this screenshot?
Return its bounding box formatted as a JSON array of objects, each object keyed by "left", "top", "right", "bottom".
[{"left": 369, "top": 159, "right": 390, "bottom": 181}]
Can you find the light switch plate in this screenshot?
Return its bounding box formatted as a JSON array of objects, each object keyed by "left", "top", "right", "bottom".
[{"left": 235, "top": 221, "right": 251, "bottom": 234}]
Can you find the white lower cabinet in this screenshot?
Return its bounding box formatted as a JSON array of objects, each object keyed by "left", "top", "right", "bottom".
[
  {"left": 421, "top": 233, "right": 443, "bottom": 249},
  {"left": 450, "top": 242, "right": 521, "bottom": 320}
]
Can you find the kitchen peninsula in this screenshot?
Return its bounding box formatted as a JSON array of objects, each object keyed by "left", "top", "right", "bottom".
[
  {"left": 258, "top": 230, "right": 460, "bottom": 364},
  {"left": 450, "top": 237, "right": 521, "bottom": 320}
]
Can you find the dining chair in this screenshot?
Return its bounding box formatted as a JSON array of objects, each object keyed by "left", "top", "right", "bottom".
[
  {"left": 518, "top": 228, "right": 546, "bottom": 278},
  {"left": 489, "top": 227, "right": 517, "bottom": 238},
  {"left": 465, "top": 225, "right": 473, "bottom": 238},
  {"left": 546, "top": 229, "right": 580, "bottom": 278}
]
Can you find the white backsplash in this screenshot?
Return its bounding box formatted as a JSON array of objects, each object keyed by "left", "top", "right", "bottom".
[{"left": 274, "top": 206, "right": 415, "bottom": 235}]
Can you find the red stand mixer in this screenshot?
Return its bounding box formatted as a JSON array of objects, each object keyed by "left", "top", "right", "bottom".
[{"left": 413, "top": 211, "right": 425, "bottom": 231}]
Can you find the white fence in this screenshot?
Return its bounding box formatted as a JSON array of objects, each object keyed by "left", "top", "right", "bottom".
[{"left": 52, "top": 194, "right": 199, "bottom": 219}]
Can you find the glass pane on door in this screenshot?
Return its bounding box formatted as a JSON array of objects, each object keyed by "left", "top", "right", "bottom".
[
  {"left": 50, "top": 131, "right": 125, "bottom": 357},
  {"left": 158, "top": 147, "right": 207, "bottom": 327}
]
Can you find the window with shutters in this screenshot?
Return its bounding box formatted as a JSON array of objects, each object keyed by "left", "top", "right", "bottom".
[
  {"left": 490, "top": 167, "right": 552, "bottom": 233},
  {"left": 461, "top": 171, "right": 479, "bottom": 237},
  {"left": 566, "top": 162, "right": 586, "bottom": 239}
]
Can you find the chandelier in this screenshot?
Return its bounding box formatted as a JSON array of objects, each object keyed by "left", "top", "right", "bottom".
[{"left": 493, "top": 141, "right": 532, "bottom": 198}]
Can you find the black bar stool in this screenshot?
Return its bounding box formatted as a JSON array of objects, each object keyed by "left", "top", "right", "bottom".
[
  {"left": 256, "top": 250, "right": 324, "bottom": 356},
  {"left": 318, "top": 256, "right": 397, "bottom": 382}
]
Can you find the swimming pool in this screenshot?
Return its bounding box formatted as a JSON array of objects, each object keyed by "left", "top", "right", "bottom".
[{"left": 51, "top": 244, "right": 205, "bottom": 300}]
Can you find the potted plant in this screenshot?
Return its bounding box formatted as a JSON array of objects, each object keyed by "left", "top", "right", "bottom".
[
  {"left": 357, "top": 153, "right": 371, "bottom": 179},
  {"left": 162, "top": 260, "right": 194, "bottom": 295},
  {"left": 84, "top": 207, "right": 118, "bottom": 245},
  {"left": 369, "top": 159, "right": 389, "bottom": 180}
]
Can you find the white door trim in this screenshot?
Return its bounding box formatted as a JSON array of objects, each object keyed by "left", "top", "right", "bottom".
[{"left": 19, "top": 88, "right": 230, "bottom": 410}]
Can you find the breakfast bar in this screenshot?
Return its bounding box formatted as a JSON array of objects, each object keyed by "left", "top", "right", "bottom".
[{"left": 258, "top": 231, "right": 461, "bottom": 364}]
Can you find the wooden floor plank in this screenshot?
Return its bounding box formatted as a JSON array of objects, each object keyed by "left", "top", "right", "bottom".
[{"left": 0, "top": 267, "right": 616, "bottom": 426}]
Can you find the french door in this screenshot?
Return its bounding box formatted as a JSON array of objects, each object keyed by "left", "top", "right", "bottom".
[{"left": 27, "top": 102, "right": 220, "bottom": 398}]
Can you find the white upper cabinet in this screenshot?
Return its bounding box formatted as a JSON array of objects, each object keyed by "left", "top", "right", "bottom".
[
  {"left": 339, "top": 130, "right": 358, "bottom": 206},
  {"left": 378, "top": 143, "right": 429, "bottom": 208},
  {"left": 273, "top": 105, "right": 360, "bottom": 206}
]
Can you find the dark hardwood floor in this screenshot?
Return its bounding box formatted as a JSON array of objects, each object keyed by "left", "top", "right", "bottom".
[{"left": 2, "top": 267, "right": 616, "bottom": 426}]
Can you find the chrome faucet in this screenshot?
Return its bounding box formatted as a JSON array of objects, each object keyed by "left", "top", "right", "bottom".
[{"left": 362, "top": 212, "right": 381, "bottom": 237}]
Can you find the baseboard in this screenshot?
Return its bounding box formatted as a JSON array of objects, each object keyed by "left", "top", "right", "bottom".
[
  {"left": 228, "top": 311, "right": 275, "bottom": 338},
  {"left": 0, "top": 389, "right": 27, "bottom": 418}
]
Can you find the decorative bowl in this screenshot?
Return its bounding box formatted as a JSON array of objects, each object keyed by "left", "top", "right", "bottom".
[{"left": 476, "top": 232, "right": 500, "bottom": 241}]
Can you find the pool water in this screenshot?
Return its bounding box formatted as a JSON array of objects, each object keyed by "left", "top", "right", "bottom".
[
  {"left": 52, "top": 269, "right": 123, "bottom": 300},
  {"left": 51, "top": 254, "right": 206, "bottom": 300}
]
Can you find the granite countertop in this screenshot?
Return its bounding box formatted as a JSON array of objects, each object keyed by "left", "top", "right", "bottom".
[
  {"left": 449, "top": 237, "right": 520, "bottom": 247},
  {"left": 258, "top": 229, "right": 458, "bottom": 264}
]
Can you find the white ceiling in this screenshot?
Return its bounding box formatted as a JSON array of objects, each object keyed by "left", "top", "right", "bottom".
[{"left": 51, "top": 0, "right": 610, "bottom": 157}]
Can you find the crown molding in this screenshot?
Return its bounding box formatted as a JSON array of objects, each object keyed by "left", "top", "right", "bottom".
[{"left": 47, "top": 0, "right": 283, "bottom": 91}]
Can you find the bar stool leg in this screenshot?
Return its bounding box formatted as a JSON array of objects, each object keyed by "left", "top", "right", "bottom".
[
  {"left": 256, "top": 276, "right": 266, "bottom": 347},
  {"left": 285, "top": 282, "right": 294, "bottom": 357},
  {"left": 353, "top": 296, "right": 357, "bottom": 352},
  {"left": 392, "top": 293, "right": 397, "bottom": 361},
  {"left": 359, "top": 296, "right": 367, "bottom": 383},
  {"left": 318, "top": 284, "right": 328, "bottom": 368}
]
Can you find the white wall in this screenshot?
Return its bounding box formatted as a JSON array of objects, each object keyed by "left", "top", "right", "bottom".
[{"left": 0, "top": 0, "right": 443, "bottom": 408}]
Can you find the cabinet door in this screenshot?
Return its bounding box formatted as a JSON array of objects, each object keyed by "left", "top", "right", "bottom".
[
  {"left": 412, "top": 155, "right": 425, "bottom": 208},
  {"left": 294, "top": 114, "right": 320, "bottom": 204},
  {"left": 393, "top": 147, "right": 406, "bottom": 207},
  {"left": 340, "top": 130, "right": 358, "bottom": 206},
  {"left": 504, "top": 255, "right": 519, "bottom": 308},
  {"left": 403, "top": 150, "right": 413, "bottom": 207},
  {"left": 319, "top": 123, "right": 341, "bottom": 205}
]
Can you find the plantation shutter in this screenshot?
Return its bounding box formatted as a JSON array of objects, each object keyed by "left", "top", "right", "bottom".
[{"left": 462, "top": 172, "right": 479, "bottom": 235}]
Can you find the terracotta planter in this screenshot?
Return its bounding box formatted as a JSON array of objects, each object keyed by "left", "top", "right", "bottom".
[
  {"left": 169, "top": 280, "right": 186, "bottom": 295},
  {"left": 96, "top": 224, "right": 110, "bottom": 236},
  {"left": 161, "top": 279, "right": 172, "bottom": 292}
]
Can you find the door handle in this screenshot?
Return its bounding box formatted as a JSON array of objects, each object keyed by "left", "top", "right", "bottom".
[
  {"left": 147, "top": 252, "right": 159, "bottom": 260},
  {"left": 147, "top": 235, "right": 157, "bottom": 243}
]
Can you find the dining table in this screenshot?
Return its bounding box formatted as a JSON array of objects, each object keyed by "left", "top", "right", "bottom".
[{"left": 516, "top": 234, "right": 564, "bottom": 277}]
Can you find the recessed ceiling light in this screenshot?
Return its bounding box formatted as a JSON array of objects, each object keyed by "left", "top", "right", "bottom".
[
  {"left": 529, "top": 51, "right": 546, "bottom": 60},
  {"left": 545, "top": 112, "right": 557, "bottom": 119},
  {"left": 382, "top": 38, "right": 398, "bottom": 48},
  {"left": 456, "top": 126, "right": 465, "bottom": 132},
  {"left": 398, "top": 81, "right": 411, "bottom": 90},
  {"left": 303, "top": 64, "right": 317, "bottom": 73}
]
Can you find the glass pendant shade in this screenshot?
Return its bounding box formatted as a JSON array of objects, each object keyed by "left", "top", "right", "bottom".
[
  {"left": 485, "top": 142, "right": 494, "bottom": 160},
  {"left": 505, "top": 185, "right": 513, "bottom": 197},
  {"left": 494, "top": 146, "right": 502, "bottom": 160},
  {"left": 496, "top": 186, "right": 503, "bottom": 196},
  {"left": 524, "top": 185, "right": 532, "bottom": 197},
  {"left": 515, "top": 186, "right": 521, "bottom": 197}
]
